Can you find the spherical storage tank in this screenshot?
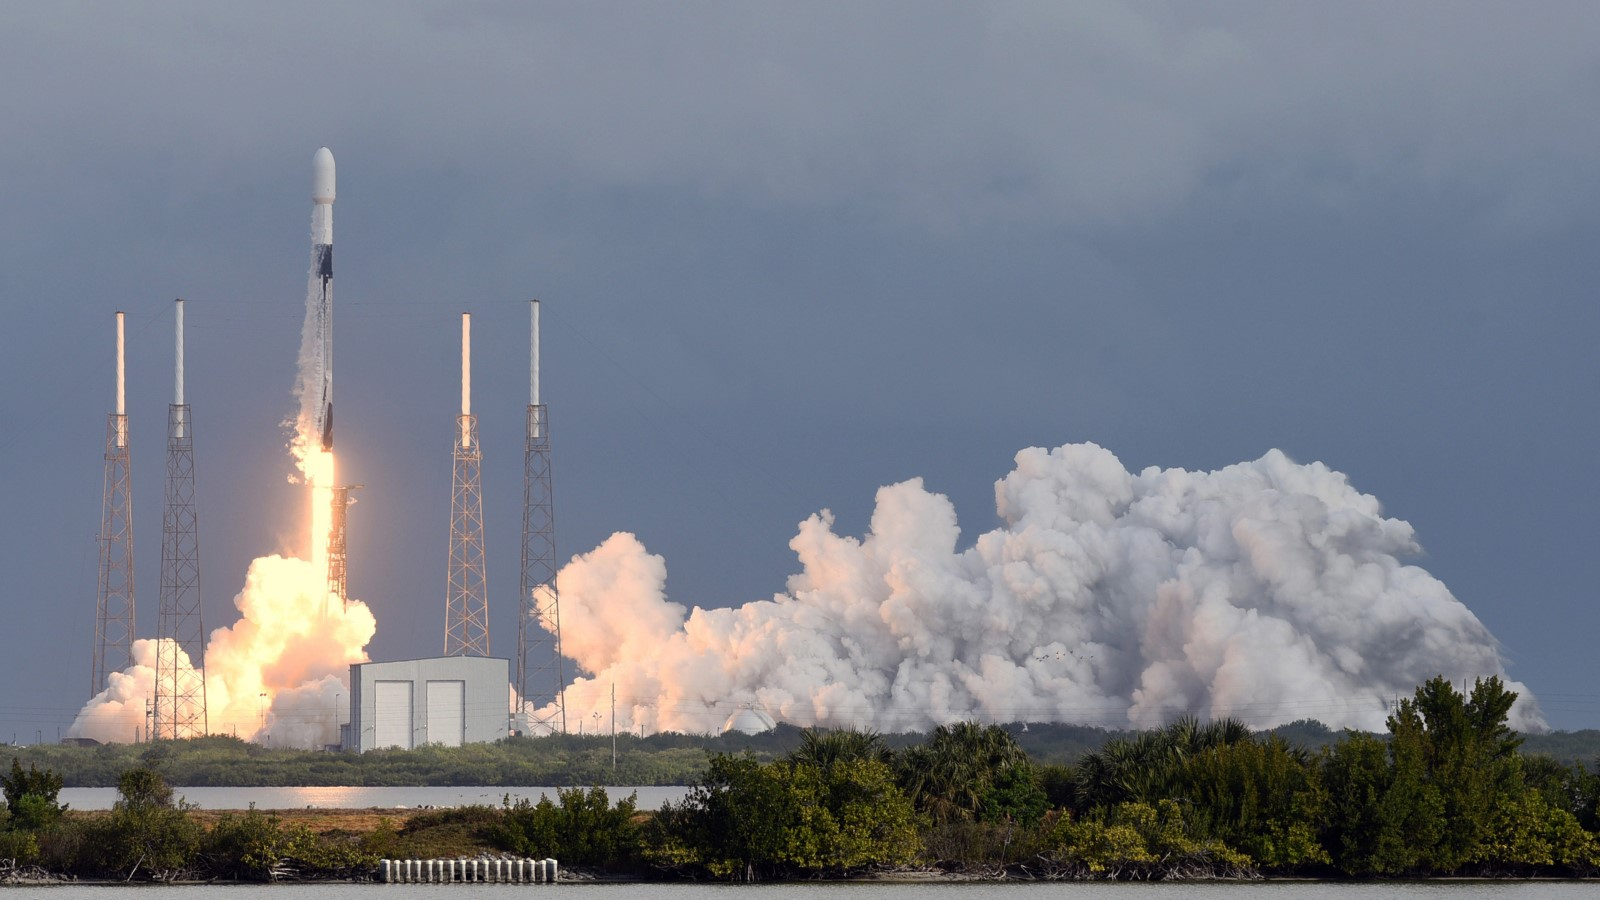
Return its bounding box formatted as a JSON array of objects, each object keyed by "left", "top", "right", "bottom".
[{"left": 722, "top": 707, "right": 777, "bottom": 735}]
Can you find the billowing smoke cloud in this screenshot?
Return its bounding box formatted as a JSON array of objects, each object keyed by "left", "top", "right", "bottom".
[
  {"left": 70, "top": 556, "right": 375, "bottom": 746},
  {"left": 540, "top": 443, "right": 1543, "bottom": 734},
  {"left": 69, "top": 639, "right": 196, "bottom": 745}
]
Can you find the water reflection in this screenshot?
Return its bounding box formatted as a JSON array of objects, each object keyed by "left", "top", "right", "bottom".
[{"left": 59, "top": 784, "right": 690, "bottom": 811}]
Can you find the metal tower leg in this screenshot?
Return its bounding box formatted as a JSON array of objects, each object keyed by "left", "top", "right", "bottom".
[
  {"left": 445, "top": 414, "right": 489, "bottom": 656},
  {"left": 520, "top": 403, "right": 565, "bottom": 734}
]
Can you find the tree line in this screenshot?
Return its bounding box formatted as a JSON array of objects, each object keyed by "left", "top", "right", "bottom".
[
  {"left": 16, "top": 712, "right": 1600, "bottom": 788},
  {"left": 3, "top": 676, "right": 1599, "bottom": 881},
  {"left": 638, "top": 678, "right": 1600, "bottom": 879}
]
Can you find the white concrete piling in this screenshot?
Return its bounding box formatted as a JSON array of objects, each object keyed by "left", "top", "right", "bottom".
[{"left": 379, "top": 856, "right": 558, "bottom": 884}]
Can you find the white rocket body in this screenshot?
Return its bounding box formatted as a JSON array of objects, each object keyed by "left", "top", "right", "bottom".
[
  {"left": 312, "top": 148, "right": 335, "bottom": 207},
  {"left": 310, "top": 148, "right": 335, "bottom": 451}
]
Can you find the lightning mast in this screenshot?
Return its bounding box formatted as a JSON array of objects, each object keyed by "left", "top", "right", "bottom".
[
  {"left": 445, "top": 313, "right": 489, "bottom": 656},
  {"left": 520, "top": 300, "right": 565, "bottom": 733},
  {"left": 154, "top": 299, "right": 208, "bottom": 739},
  {"left": 92, "top": 312, "right": 135, "bottom": 697}
]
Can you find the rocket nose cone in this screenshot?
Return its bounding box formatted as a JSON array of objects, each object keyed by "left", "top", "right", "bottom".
[{"left": 312, "top": 147, "right": 336, "bottom": 204}]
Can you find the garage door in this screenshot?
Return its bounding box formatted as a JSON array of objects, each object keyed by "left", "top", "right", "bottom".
[
  {"left": 426, "top": 680, "right": 465, "bottom": 747},
  {"left": 374, "top": 680, "right": 413, "bottom": 749}
]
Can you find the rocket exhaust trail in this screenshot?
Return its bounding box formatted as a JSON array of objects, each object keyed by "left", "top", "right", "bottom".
[{"left": 311, "top": 147, "right": 335, "bottom": 451}]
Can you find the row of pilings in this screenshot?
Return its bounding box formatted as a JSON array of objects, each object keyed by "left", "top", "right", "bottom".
[{"left": 380, "top": 857, "right": 558, "bottom": 884}]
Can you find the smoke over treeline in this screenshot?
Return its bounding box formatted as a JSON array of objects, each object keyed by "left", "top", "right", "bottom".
[{"left": 543, "top": 443, "right": 1542, "bottom": 735}]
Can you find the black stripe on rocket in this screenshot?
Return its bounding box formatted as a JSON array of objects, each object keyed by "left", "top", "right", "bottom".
[{"left": 316, "top": 243, "right": 334, "bottom": 451}]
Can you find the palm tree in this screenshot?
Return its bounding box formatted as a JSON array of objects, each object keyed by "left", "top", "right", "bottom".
[
  {"left": 897, "top": 722, "right": 1032, "bottom": 824},
  {"left": 1071, "top": 716, "right": 1252, "bottom": 812},
  {"left": 787, "top": 728, "right": 894, "bottom": 773}
]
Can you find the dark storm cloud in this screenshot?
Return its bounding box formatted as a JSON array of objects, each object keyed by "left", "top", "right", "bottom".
[
  {"left": 1, "top": 2, "right": 1597, "bottom": 738},
  {"left": 5, "top": 3, "right": 1598, "bottom": 230}
]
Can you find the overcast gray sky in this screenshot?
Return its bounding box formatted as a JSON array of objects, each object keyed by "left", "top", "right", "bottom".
[{"left": 1, "top": 2, "right": 1597, "bottom": 739}]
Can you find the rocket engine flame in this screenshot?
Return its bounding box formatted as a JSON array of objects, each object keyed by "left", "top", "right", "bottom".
[{"left": 537, "top": 442, "right": 1544, "bottom": 736}]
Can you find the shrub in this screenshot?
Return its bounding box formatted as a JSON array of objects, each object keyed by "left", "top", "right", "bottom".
[
  {"left": 359, "top": 817, "right": 400, "bottom": 860},
  {"left": 391, "top": 804, "right": 501, "bottom": 859},
  {"left": 0, "top": 829, "right": 39, "bottom": 866},
  {"left": 203, "top": 808, "right": 294, "bottom": 880},
  {"left": 83, "top": 767, "right": 203, "bottom": 881},
  {"left": 1047, "top": 800, "right": 1253, "bottom": 879},
  {"left": 1, "top": 758, "right": 64, "bottom": 831},
  {"left": 493, "top": 787, "right": 639, "bottom": 866},
  {"left": 647, "top": 753, "right": 918, "bottom": 880}
]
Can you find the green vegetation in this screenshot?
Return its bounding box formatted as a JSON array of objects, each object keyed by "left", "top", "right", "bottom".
[
  {"left": 647, "top": 736, "right": 919, "bottom": 879},
  {"left": 1046, "top": 799, "right": 1253, "bottom": 877},
  {"left": 11, "top": 717, "right": 1600, "bottom": 789},
  {"left": 0, "top": 766, "right": 381, "bottom": 882},
  {"left": 1315, "top": 676, "right": 1599, "bottom": 875},
  {"left": 4, "top": 676, "right": 1600, "bottom": 882},
  {"left": 77, "top": 767, "right": 205, "bottom": 879},
  {"left": 0, "top": 757, "right": 67, "bottom": 867},
  {"left": 493, "top": 787, "right": 640, "bottom": 866},
  {"left": 13, "top": 730, "right": 796, "bottom": 787}
]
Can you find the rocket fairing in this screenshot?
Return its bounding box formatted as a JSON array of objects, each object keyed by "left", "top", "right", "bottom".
[{"left": 311, "top": 147, "right": 336, "bottom": 451}]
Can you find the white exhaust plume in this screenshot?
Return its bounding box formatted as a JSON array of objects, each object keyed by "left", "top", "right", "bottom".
[
  {"left": 69, "top": 557, "right": 374, "bottom": 744},
  {"left": 540, "top": 443, "right": 1543, "bottom": 734}
]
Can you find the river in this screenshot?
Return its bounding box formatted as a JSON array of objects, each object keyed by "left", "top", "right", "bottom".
[{"left": 58, "top": 785, "right": 692, "bottom": 811}]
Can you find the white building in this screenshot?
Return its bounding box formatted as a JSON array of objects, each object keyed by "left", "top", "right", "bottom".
[{"left": 343, "top": 656, "right": 509, "bottom": 752}]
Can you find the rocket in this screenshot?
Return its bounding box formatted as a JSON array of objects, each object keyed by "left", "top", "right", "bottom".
[{"left": 311, "top": 147, "right": 336, "bottom": 451}]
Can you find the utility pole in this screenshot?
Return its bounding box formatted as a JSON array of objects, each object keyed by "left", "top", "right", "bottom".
[{"left": 611, "top": 683, "right": 617, "bottom": 771}]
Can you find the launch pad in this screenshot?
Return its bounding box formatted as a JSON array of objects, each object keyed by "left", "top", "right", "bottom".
[{"left": 76, "top": 148, "right": 571, "bottom": 748}]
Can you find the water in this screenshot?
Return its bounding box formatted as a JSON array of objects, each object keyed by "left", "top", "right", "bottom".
[
  {"left": 18, "top": 882, "right": 1600, "bottom": 897},
  {"left": 57, "top": 785, "right": 691, "bottom": 812}
]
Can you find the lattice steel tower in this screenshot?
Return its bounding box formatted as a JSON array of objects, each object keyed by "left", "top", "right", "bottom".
[
  {"left": 327, "top": 485, "right": 360, "bottom": 609},
  {"left": 520, "top": 300, "right": 565, "bottom": 733},
  {"left": 155, "top": 299, "right": 208, "bottom": 739},
  {"left": 92, "top": 311, "right": 136, "bottom": 698},
  {"left": 445, "top": 313, "right": 490, "bottom": 656}
]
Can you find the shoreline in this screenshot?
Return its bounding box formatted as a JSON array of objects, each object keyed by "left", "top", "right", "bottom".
[
  {"left": 22, "top": 808, "right": 1600, "bottom": 885},
  {"left": 12, "top": 872, "right": 1600, "bottom": 886}
]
